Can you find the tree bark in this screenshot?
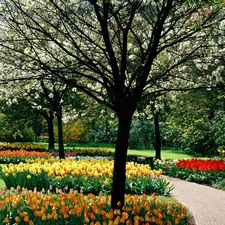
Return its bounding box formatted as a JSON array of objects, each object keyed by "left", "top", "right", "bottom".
[
  {"left": 154, "top": 113, "right": 161, "bottom": 159},
  {"left": 45, "top": 111, "right": 55, "bottom": 150},
  {"left": 111, "top": 113, "right": 133, "bottom": 209},
  {"left": 56, "top": 106, "right": 65, "bottom": 159}
]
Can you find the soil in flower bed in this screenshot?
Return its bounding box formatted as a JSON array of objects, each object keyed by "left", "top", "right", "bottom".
[{"left": 187, "top": 214, "right": 196, "bottom": 225}]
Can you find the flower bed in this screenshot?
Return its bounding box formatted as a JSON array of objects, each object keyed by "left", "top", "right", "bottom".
[
  {"left": 0, "top": 189, "right": 188, "bottom": 225},
  {"left": 51, "top": 148, "right": 114, "bottom": 157},
  {"left": 176, "top": 158, "right": 225, "bottom": 171},
  {"left": 0, "top": 150, "right": 52, "bottom": 163},
  {"left": 0, "top": 159, "right": 174, "bottom": 196},
  {"left": 0, "top": 143, "right": 45, "bottom": 151},
  {"left": 0, "top": 153, "right": 192, "bottom": 224},
  {"left": 0, "top": 148, "right": 114, "bottom": 164},
  {"left": 155, "top": 158, "right": 225, "bottom": 187}
]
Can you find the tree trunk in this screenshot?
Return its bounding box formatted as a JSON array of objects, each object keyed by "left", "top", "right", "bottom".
[
  {"left": 47, "top": 111, "right": 55, "bottom": 150},
  {"left": 56, "top": 106, "right": 65, "bottom": 159},
  {"left": 111, "top": 113, "right": 133, "bottom": 209},
  {"left": 154, "top": 113, "right": 161, "bottom": 159}
]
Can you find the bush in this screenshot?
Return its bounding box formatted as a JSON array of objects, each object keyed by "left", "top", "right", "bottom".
[
  {"left": 0, "top": 125, "right": 36, "bottom": 142},
  {"left": 63, "top": 119, "right": 90, "bottom": 142}
]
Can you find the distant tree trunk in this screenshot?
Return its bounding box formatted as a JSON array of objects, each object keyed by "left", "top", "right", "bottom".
[
  {"left": 48, "top": 111, "right": 55, "bottom": 150},
  {"left": 154, "top": 113, "right": 161, "bottom": 159},
  {"left": 43, "top": 110, "right": 55, "bottom": 150},
  {"left": 56, "top": 105, "right": 65, "bottom": 159},
  {"left": 111, "top": 112, "right": 133, "bottom": 209}
]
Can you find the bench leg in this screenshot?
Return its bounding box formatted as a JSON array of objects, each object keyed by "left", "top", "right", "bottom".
[{"left": 146, "top": 158, "right": 154, "bottom": 169}]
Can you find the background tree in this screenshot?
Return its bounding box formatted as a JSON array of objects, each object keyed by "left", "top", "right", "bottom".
[
  {"left": 0, "top": 0, "right": 224, "bottom": 208},
  {"left": 0, "top": 97, "right": 41, "bottom": 142},
  {"left": 0, "top": 77, "right": 84, "bottom": 156},
  {"left": 84, "top": 103, "right": 118, "bottom": 145},
  {"left": 165, "top": 87, "right": 225, "bottom": 156}
]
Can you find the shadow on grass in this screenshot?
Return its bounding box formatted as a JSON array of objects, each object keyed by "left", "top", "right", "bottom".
[
  {"left": 128, "top": 148, "right": 194, "bottom": 159},
  {"left": 0, "top": 179, "right": 5, "bottom": 189}
]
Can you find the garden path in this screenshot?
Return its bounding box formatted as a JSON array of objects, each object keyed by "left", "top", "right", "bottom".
[{"left": 164, "top": 176, "right": 225, "bottom": 225}]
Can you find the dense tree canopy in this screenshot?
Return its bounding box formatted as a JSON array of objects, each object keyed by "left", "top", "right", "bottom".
[{"left": 0, "top": 0, "right": 224, "bottom": 208}]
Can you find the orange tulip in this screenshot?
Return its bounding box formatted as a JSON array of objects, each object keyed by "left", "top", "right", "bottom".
[
  {"left": 24, "top": 215, "right": 29, "bottom": 222},
  {"left": 29, "top": 220, "right": 34, "bottom": 225},
  {"left": 3, "top": 217, "right": 10, "bottom": 223}
]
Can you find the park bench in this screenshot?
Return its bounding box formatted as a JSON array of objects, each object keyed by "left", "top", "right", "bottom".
[{"left": 127, "top": 154, "right": 154, "bottom": 169}]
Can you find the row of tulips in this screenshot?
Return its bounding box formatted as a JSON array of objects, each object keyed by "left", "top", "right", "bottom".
[
  {"left": 0, "top": 150, "right": 52, "bottom": 164},
  {"left": 53, "top": 148, "right": 115, "bottom": 157},
  {"left": 155, "top": 158, "right": 225, "bottom": 187},
  {"left": 0, "top": 143, "right": 45, "bottom": 151},
  {"left": 0, "top": 188, "right": 188, "bottom": 225},
  {"left": 175, "top": 158, "right": 225, "bottom": 171},
  {"left": 0, "top": 149, "right": 114, "bottom": 164},
  {"left": 0, "top": 158, "right": 174, "bottom": 196},
  {"left": 51, "top": 148, "right": 114, "bottom": 157}
]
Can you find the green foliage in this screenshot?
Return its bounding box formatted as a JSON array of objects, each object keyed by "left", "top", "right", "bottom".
[
  {"left": 129, "top": 119, "right": 154, "bottom": 149},
  {"left": 0, "top": 113, "right": 36, "bottom": 142},
  {"left": 164, "top": 89, "right": 222, "bottom": 156},
  {"left": 124, "top": 176, "right": 174, "bottom": 196},
  {"left": 0, "top": 99, "right": 43, "bottom": 142},
  {"left": 85, "top": 106, "right": 118, "bottom": 144},
  {"left": 48, "top": 174, "right": 174, "bottom": 196},
  {"left": 63, "top": 119, "right": 90, "bottom": 142},
  {"left": 212, "top": 179, "right": 225, "bottom": 190},
  {"left": 66, "top": 141, "right": 115, "bottom": 149},
  {"left": 212, "top": 110, "right": 225, "bottom": 149},
  {"left": 0, "top": 179, "right": 5, "bottom": 189},
  {"left": 1, "top": 170, "right": 49, "bottom": 191}
]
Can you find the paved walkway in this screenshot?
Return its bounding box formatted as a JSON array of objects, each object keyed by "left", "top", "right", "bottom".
[{"left": 165, "top": 176, "right": 225, "bottom": 225}]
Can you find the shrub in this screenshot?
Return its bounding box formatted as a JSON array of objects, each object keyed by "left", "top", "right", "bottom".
[{"left": 63, "top": 119, "right": 90, "bottom": 142}]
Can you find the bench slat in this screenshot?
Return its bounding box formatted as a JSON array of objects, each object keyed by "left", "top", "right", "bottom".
[{"left": 127, "top": 154, "right": 154, "bottom": 169}]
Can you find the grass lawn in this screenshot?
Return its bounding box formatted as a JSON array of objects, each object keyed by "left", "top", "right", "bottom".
[
  {"left": 0, "top": 178, "right": 5, "bottom": 189},
  {"left": 35, "top": 142, "right": 194, "bottom": 160},
  {"left": 128, "top": 148, "right": 194, "bottom": 159}
]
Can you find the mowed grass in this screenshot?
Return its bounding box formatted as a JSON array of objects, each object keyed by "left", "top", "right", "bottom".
[
  {"left": 0, "top": 178, "right": 5, "bottom": 189},
  {"left": 127, "top": 148, "right": 194, "bottom": 159},
  {"left": 36, "top": 142, "right": 193, "bottom": 160}
]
